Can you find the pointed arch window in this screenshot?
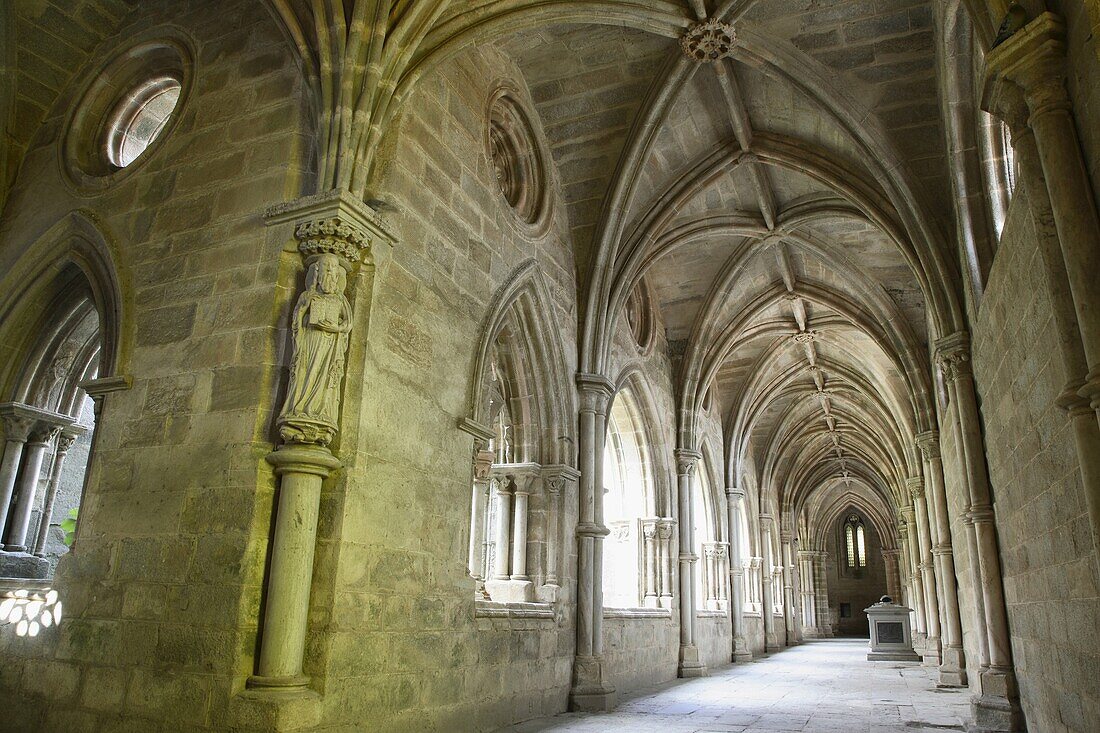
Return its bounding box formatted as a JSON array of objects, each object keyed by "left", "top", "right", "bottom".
[{"left": 844, "top": 514, "right": 866, "bottom": 568}]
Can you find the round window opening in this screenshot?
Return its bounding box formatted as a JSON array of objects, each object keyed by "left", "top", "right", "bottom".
[
  {"left": 626, "top": 282, "right": 654, "bottom": 352},
  {"left": 106, "top": 76, "right": 181, "bottom": 168},
  {"left": 486, "top": 90, "right": 549, "bottom": 230}
]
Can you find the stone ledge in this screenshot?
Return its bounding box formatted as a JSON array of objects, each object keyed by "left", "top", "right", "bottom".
[
  {"left": 475, "top": 600, "right": 555, "bottom": 619},
  {"left": 602, "top": 607, "right": 671, "bottom": 619},
  {"left": 697, "top": 609, "right": 728, "bottom": 619}
]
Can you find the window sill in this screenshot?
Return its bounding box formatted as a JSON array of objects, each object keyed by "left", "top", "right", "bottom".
[
  {"left": 742, "top": 611, "right": 763, "bottom": 618},
  {"left": 603, "top": 606, "right": 672, "bottom": 619},
  {"left": 475, "top": 600, "right": 555, "bottom": 619},
  {"left": 697, "top": 610, "right": 728, "bottom": 619}
]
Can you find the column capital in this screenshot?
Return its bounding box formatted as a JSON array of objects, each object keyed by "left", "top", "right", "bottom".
[
  {"left": 265, "top": 188, "right": 395, "bottom": 268},
  {"left": 915, "top": 430, "right": 940, "bottom": 460},
  {"left": 983, "top": 13, "right": 1069, "bottom": 120},
  {"left": 541, "top": 463, "right": 580, "bottom": 494},
  {"left": 575, "top": 373, "right": 615, "bottom": 412},
  {"left": 759, "top": 513, "right": 774, "bottom": 527},
  {"left": 674, "top": 449, "right": 702, "bottom": 476},
  {"left": 906, "top": 476, "right": 924, "bottom": 499},
  {"left": 472, "top": 448, "right": 495, "bottom": 481},
  {"left": 934, "top": 332, "right": 972, "bottom": 381},
  {"left": 724, "top": 486, "right": 745, "bottom": 500},
  {"left": 0, "top": 402, "right": 75, "bottom": 443}
]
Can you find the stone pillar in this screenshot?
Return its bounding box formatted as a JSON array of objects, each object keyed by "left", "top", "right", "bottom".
[
  {"left": 909, "top": 477, "right": 941, "bottom": 665},
  {"left": 510, "top": 474, "right": 531, "bottom": 581},
  {"left": 984, "top": 80, "right": 1100, "bottom": 584},
  {"left": 936, "top": 333, "right": 1023, "bottom": 731},
  {"left": 541, "top": 465, "right": 577, "bottom": 593},
  {"left": 250, "top": 190, "right": 392, "bottom": 691},
  {"left": 4, "top": 423, "right": 62, "bottom": 553},
  {"left": 675, "top": 449, "right": 705, "bottom": 677},
  {"left": 0, "top": 409, "right": 34, "bottom": 541},
  {"left": 797, "top": 549, "right": 817, "bottom": 635},
  {"left": 983, "top": 13, "right": 1100, "bottom": 418},
  {"left": 899, "top": 508, "right": 926, "bottom": 644},
  {"left": 882, "top": 549, "right": 901, "bottom": 604},
  {"left": 813, "top": 552, "right": 832, "bottom": 636},
  {"left": 658, "top": 519, "right": 675, "bottom": 608},
  {"left": 780, "top": 531, "right": 798, "bottom": 645},
  {"left": 642, "top": 519, "right": 659, "bottom": 607},
  {"left": 917, "top": 430, "right": 967, "bottom": 687},
  {"left": 33, "top": 427, "right": 85, "bottom": 556},
  {"left": 492, "top": 477, "right": 513, "bottom": 580},
  {"left": 760, "top": 514, "right": 779, "bottom": 651},
  {"left": 724, "top": 486, "right": 751, "bottom": 660},
  {"left": 469, "top": 448, "right": 494, "bottom": 596},
  {"left": 570, "top": 373, "right": 615, "bottom": 712}
]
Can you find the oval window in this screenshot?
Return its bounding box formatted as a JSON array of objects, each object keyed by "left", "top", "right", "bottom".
[{"left": 105, "top": 76, "right": 181, "bottom": 168}]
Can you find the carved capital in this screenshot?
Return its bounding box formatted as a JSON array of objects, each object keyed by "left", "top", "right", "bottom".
[
  {"left": 680, "top": 19, "right": 736, "bottom": 63},
  {"left": 657, "top": 520, "right": 675, "bottom": 541},
  {"left": 915, "top": 430, "right": 940, "bottom": 460},
  {"left": 983, "top": 13, "right": 1070, "bottom": 122},
  {"left": 472, "top": 449, "right": 495, "bottom": 481},
  {"left": 675, "top": 449, "right": 701, "bottom": 476},
  {"left": 906, "top": 476, "right": 924, "bottom": 499},
  {"left": 1, "top": 415, "right": 35, "bottom": 443},
  {"left": 541, "top": 464, "right": 579, "bottom": 495},
  {"left": 642, "top": 520, "right": 658, "bottom": 540},
  {"left": 56, "top": 430, "right": 80, "bottom": 454},
  {"left": 29, "top": 423, "right": 63, "bottom": 445},
  {"left": 575, "top": 373, "right": 614, "bottom": 413},
  {"left": 935, "top": 332, "right": 972, "bottom": 381}
]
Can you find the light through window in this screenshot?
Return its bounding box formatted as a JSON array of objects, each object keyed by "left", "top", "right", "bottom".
[
  {"left": 844, "top": 514, "right": 866, "bottom": 568},
  {"left": 106, "top": 76, "right": 181, "bottom": 168}
]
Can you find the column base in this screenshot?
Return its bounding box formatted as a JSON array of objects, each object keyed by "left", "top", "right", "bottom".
[
  {"left": 922, "top": 637, "right": 942, "bottom": 667},
  {"left": 485, "top": 579, "right": 533, "bottom": 603},
  {"left": 938, "top": 646, "right": 968, "bottom": 687},
  {"left": 231, "top": 686, "right": 322, "bottom": 732},
  {"left": 678, "top": 645, "right": 707, "bottom": 677},
  {"left": 969, "top": 669, "right": 1024, "bottom": 732},
  {"left": 246, "top": 674, "right": 310, "bottom": 691},
  {"left": 569, "top": 656, "right": 616, "bottom": 712},
  {"left": 733, "top": 637, "right": 752, "bottom": 662},
  {"left": 0, "top": 550, "right": 50, "bottom": 579}
]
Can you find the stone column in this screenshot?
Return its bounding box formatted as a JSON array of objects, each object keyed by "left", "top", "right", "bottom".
[
  {"left": 882, "top": 549, "right": 901, "bottom": 602},
  {"left": 469, "top": 448, "right": 494, "bottom": 596},
  {"left": 909, "top": 477, "right": 941, "bottom": 665},
  {"left": 491, "top": 476, "right": 513, "bottom": 581},
  {"left": 33, "top": 427, "right": 86, "bottom": 556},
  {"left": 4, "top": 423, "right": 62, "bottom": 553},
  {"left": 642, "top": 519, "right": 659, "bottom": 607},
  {"left": 780, "top": 531, "right": 798, "bottom": 644},
  {"left": 724, "top": 486, "right": 750, "bottom": 660},
  {"left": 917, "top": 430, "right": 967, "bottom": 686},
  {"left": 0, "top": 409, "right": 34, "bottom": 541},
  {"left": 984, "top": 81, "right": 1100, "bottom": 583},
  {"left": 813, "top": 552, "right": 831, "bottom": 636},
  {"left": 675, "top": 449, "right": 705, "bottom": 677},
  {"left": 250, "top": 190, "right": 392, "bottom": 690},
  {"left": 510, "top": 474, "right": 531, "bottom": 581},
  {"left": 541, "top": 465, "right": 577, "bottom": 594},
  {"left": 760, "top": 514, "right": 778, "bottom": 651},
  {"left": 797, "top": 549, "right": 817, "bottom": 635},
  {"left": 899, "top": 508, "right": 926, "bottom": 644},
  {"left": 570, "top": 373, "right": 615, "bottom": 712},
  {"left": 658, "top": 519, "right": 675, "bottom": 609},
  {"left": 936, "top": 333, "right": 1023, "bottom": 731},
  {"left": 983, "top": 13, "right": 1100, "bottom": 418}
]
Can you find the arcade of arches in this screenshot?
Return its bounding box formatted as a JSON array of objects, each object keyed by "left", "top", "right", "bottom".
[{"left": 0, "top": 1, "right": 1099, "bottom": 732}]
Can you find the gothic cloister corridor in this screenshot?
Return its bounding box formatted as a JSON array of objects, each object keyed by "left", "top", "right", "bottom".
[{"left": 504, "top": 639, "right": 969, "bottom": 733}]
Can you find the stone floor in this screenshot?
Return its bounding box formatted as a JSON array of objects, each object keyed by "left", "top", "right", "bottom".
[{"left": 501, "top": 639, "right": 970, "bottom": 733}]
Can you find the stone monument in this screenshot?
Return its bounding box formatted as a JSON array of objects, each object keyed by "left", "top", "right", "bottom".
[{"left": 864, "top": 595, "right": 921, "bottom": 662}]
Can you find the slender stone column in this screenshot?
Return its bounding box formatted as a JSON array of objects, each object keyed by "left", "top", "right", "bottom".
[
  {"left": 780, "top": 531, "right": 798, "bottom": 644},
  {"left": 250, "top": 189, "right": 392, "bottom": 691},
  {"left": 899, "top": 509, "right": 926, "bottom": 642},
  {"left": 882, "top": 549, "right": 901, "bottom": 602},
  {"left": 469, "top": 449, "right": 494, "bottom": 595},
  {"left": 724, "top": 486, "right": 751, "bottom": 660},
  {"left": 5, "top": 423, "right": 61, "bottom": 552},
  {"left": 510, "top": 475, "right": 531, "bottom": 581},
  {"left": 797, "top": 549, "right": 817, "bottom": 635},
  {"left": 33, "top": 427, "right": 85, "bottom": 556},
  {"left": 909, "top": 477, "right": 941, "bottom": 665},
  {"left": 541, "top": 465, "right": 576, "bottom": 592},
  {"left": 570, "top": 373, "right": 615, "bottom": 712},
  {"left": 491, "top": 477, "right": 513, "bottom": 580},
  {"left": 936, "top": 334, "right": 1023, "bottom": 731},
  {"left": 760, "top": 514, "right": 779, "bottom": 651},
  {"left": 0, "top": 410, "right": 34, "bottom": 541},
  {"left": 658, "top": 519, "right": 674, "bottom": 608},
  {"left": 917, "top": 430, "right": 967, "bottom": 686},
  {"left": 813, "top": 552, "right": 832, "bottom": 636},
  {"left": 642, "top": 520, "right": 659, "bottom": 607},
  {"left": 675, "top": 449, "right": 705, "bottom": 677},
  {"left": 983, "top": 13, "right": 1100, "bottom": 417}
]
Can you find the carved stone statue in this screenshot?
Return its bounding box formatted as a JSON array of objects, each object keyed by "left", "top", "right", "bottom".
[{"left": 277, "top": 253, "right": 353, "bottom": 445}]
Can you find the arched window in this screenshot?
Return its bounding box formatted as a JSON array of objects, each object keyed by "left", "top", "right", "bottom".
[
  {"left": 602, "top": 387, "right": 652, "bottom": 607},
  {"left": 844, "top": 513, "right": 866, "bottom": 568},
  {"left": 694, "top": 452, "right": 729, "bottom": 612}
]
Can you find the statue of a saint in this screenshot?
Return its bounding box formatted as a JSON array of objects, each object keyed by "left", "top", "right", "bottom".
[{"left": 277, "top": 253, "right": 353, "bottom": 445}]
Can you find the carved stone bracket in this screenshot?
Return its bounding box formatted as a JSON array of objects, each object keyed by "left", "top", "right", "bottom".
[{"left": 264, "top": 189, "right": 396, "bottom": 448}]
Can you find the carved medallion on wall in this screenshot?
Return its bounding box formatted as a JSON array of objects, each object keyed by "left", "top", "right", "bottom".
[{"left": 486, "top": 87, "right": 551, "bottom": 234}]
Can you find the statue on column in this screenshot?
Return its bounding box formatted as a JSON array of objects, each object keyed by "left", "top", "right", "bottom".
[{"left": 277, "top": 253, "right": 354, "bottom": 446}]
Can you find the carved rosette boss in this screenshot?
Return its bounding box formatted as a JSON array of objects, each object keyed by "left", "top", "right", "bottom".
[{"left": 681, "top": 19, "right": 737, "bottom": 63}]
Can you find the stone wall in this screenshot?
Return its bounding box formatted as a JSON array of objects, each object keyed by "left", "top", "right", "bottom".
[
  {"left": 603, "top": 614, "right": 679, "bottom": 694},
  {"left": 970, "top": 181, "right": 1100, "bottom": 731},
  {"left": 0, "top": 1, "right": 310, "bottom": 730},
  {"left": 824, "top": 516, "right": 889, "bottom": 637}
]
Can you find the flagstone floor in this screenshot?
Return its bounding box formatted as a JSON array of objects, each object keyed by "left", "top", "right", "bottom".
[{"left": 500, "top": 638, "right": 970, "bottom": 733}]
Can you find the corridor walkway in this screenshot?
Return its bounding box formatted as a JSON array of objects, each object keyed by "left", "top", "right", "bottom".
[{"left": 502, "top": 639, "right": 970, "bottom": 733}]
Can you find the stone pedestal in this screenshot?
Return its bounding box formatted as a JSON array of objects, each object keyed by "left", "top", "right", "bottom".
[
  {"left": 865, "top": 597, "right": 920, "bottom": 662},
  {"left": 0, "top": 551, "right": 50, "bottom": 579}
]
